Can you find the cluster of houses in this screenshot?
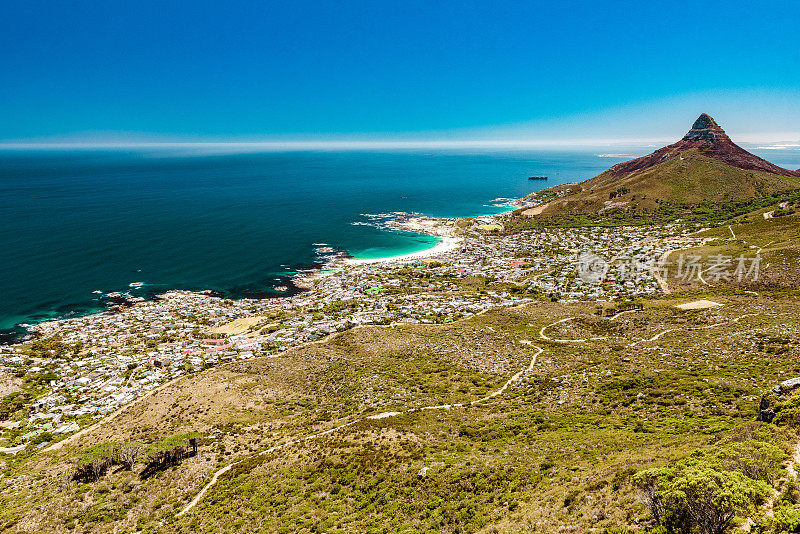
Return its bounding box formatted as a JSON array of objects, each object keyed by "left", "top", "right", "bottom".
[{"left": 0, "top": 217, "right": 709, "bottom": 450}]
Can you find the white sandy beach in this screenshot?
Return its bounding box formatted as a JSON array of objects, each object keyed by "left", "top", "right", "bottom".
[{"left": 345, "top": 235, "right": 463, "bottom": 265}]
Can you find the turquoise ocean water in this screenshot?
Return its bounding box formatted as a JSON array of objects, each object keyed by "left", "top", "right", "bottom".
[{"left": 2, "top": 148, "right": 797, "bottom": 341}]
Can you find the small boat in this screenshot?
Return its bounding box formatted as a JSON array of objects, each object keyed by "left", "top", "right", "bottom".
[
  {"left": 528, "top": 176, "right": 548, "bottom": 180},
  {"left": 129, "top": 282, "right": 144, "bottom": 288}
]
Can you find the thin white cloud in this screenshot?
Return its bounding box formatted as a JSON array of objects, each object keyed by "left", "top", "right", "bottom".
[
  {"left": 2, "top": 89, "right": 799, "bottom": 150},
  {"left": 0, "top": 138, "right": 671, "bottom": 153},
  {"left": 754, "top": 144, "right": 800, "bottom": 150}
]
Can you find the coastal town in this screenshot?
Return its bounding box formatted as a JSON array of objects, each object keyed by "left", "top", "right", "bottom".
[
  {"left": 0, "top": 211, "right": 712, "bottom": 453},
  {"left": 7, "top": 3, "right": 800, "bottom": 528}
]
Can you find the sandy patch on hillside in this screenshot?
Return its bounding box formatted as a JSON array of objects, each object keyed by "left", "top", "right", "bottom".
[
  {"left": 211, "top": 316, "right": 266, "bottom": 335},
  {"left": 0, "top": 371, "right": 22, "bottom": 397},
  {"left": 674, "top": 299, "right": 723, "bottom": 310},
  {"left": 522, "top": 202, "right": 551, "bottom": 216}
]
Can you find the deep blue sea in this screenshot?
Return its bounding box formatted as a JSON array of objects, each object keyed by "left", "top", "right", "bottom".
[{"left": 2, "top": 147, "right": 798, "bottom": 341}]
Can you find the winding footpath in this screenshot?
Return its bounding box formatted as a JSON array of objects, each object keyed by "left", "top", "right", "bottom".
[
  {"left": 628, "top": 312, "right": 759, "bottom": 348},
  {"left": 177, "top": 340, "right": 545, "bottom": 516},
  {"left": 179, "top": 307, "right": 763, "bottom": 516},
  {"left": 179, "top": 420, "right": 359, "bottom": 516},
  {"left": 743, "top": 443, "right": 800, "bottom": 532},
  {"left": 537, "top": 309, "right": 634, "bottom": 344},
  {"left": 653, "top": 245, "right": 698, "bottom": 295},
  {"left": 43, "top": 375, "right": 185, "bottom": 454}
]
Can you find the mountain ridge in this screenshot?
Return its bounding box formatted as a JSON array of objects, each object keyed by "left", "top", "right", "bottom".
[
  {"left": 525, "top": 114, "right": 800, "bottom": 218},
  {"left": 607, "top": 114, "right": 800, "bottom": 179}
]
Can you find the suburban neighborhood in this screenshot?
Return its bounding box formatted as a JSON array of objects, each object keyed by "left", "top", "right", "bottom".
[{"left": 0, "top": 213, "right": 714, "bottom": 453}]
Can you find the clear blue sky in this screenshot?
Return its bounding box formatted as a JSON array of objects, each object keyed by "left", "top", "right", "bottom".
[{"left": 2, "top": 0, "right": 799, "bottom": 144}]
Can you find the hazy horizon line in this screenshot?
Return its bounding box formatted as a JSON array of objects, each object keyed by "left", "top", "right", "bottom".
[{"left": 2, "top": 137, "right": 799, "bottom": 152}]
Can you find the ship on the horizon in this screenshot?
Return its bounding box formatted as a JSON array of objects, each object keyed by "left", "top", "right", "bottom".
[{"left": 527, "top": 175, "right": 548, "bottom": 180}]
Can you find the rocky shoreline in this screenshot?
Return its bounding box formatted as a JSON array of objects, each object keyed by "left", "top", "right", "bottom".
[{"left": 2, "top": 202, "right": 528, "bottom": 352}]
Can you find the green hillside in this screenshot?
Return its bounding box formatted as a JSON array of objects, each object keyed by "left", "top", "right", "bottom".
[
  {"left": 534, "top": 150, "right": 799, "bottom": 218},
  {"left": 519, "top": 115, "right": 800, "bottom": 223},
  {"left": 3, "top": 296, "right": 800, "bottom": 532}
]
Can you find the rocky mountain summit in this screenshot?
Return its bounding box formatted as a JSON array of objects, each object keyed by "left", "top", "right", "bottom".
[
  {"left": 609, "top": 113, "right": 800, "bottom": 178},
  {"left": 523, "top": 114, "right": 800, "bottom": 219}
]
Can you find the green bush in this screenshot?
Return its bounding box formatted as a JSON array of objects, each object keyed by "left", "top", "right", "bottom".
[
  {"left": 714, "top": 439, "right": 786, "bottom": 484},
  {"left": 636, "top": 462, "right": 770, "bottom": 534},
  {"left": 774, "top": 393, "right": 800, "bottom": 427},
  {"left": 773, "top": 504, "right": 800, "bottom": 534}
]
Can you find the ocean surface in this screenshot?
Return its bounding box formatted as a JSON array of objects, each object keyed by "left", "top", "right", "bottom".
[{"left": 2, "top": 147, "right": 798, "bottom": 341}]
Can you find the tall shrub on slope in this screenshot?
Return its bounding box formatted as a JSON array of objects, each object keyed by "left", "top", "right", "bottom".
[{"left": 635, "top": 460, "right": 771, "bottom": 534}]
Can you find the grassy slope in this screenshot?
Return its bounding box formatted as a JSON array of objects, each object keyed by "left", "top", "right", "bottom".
[
  {"left": 2, "top": 296, "right": 800, "bottom": 532},
  {"left": 534, "top": 150, "right": 800, "bottom": 217},
  {"left": 665, "top": 208, "right": 800, "bottom": 293}
]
